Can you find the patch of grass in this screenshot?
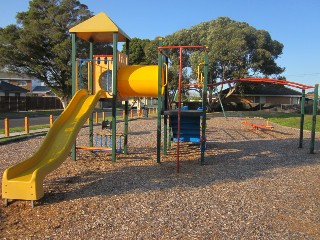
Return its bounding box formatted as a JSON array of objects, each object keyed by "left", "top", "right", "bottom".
[
  {"left": 212, "top": 111, "right": 319, "bottom": 132},
  {"left": 269, "top": 115, "right": 320, "bottom": 132},
  {"left": 0, "top": 124, "right": 50, "bottom": 134},
  {"left": 0, "top": 110, "right": 62, "bottom": 120}
]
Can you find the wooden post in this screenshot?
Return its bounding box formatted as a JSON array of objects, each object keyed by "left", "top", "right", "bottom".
[
  {"left": 95, "top": 112, "right": 99, "bottom": 124},
  {"left": 130, "top": 109, "right": 133, "bottom": 118},
  {"left": 122, "top": 110, "right": 125, "bottom": 119},
  {"left": 4, "top": 118, "right": 9, "bottom": 137},
  {"left": 102, "top": 112, "right": 106, "bottom": 121},
  {"left": 25, "top": 116, "right": 29, "bottom": 134},
  {"left": 49, "top": 114, "right": 54, "bottom": 127}
]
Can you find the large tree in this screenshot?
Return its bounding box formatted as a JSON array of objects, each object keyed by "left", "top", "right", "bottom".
[
  {"left": 0, "top": 0, "right": 96, "bottom": 107},
  {"left": 163, "top": 17, "right": 285, "bottom": 108}
]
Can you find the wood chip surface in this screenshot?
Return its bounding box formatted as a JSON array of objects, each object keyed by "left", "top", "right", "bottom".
[{"left": 0, "top": 115, "right": 319, "bottom": 239}]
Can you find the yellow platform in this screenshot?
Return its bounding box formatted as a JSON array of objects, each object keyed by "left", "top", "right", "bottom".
[{"left": 2, "top": 89, "right": 104, "bottom": 201}]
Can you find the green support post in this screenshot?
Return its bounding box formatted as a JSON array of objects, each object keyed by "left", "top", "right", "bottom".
[
  {"left": 299, "top": 89, "right": 306, "bottom": 148},
  {"left": 89, "top": 42, "right": 94, "bottom": 147},
  {"left": 111, "top": 33, "right": 118, "bottom": 162},
  {"left": 157, "top": 38, "right": 163, "bottom": 163},
  {"left": 71, "top": 33, "right": 77, "bottom": 161},
  {"left": 200, "top": 50, "right": 208, "bottom": 165},
  {"left": 310, "top": 84, "right": 318, "bottom": 154},
  {"left": 124, "top": 101, "right": 128, "bottom": 155},
  {"left": 163, "top": 56, "right": 169, "bottom": 155},
  {"left": 168, "top": 127, "right": 172, "bottom": 150},
  {"left": 124, "top": 39, "right": 130, "bottom": 155}
]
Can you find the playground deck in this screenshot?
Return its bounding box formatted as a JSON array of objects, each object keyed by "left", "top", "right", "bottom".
[{"left": 0, "top": 116, "right": 319, "bottom": 239}]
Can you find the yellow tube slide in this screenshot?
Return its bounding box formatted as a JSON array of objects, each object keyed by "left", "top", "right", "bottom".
[
  {"left": 2, "top": 89, "right": 104, "bottom": 201},
  {"left": 117, "top": 65, "right": 164, "bottom": 98}
]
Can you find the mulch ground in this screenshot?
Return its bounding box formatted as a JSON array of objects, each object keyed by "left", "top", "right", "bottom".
[{"left": 0, "top": 115, "right": 319, "bottom": 239}]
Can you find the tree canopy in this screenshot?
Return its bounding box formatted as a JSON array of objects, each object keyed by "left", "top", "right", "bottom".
[
  {"left": 123, "top": 17, "right": 284, "bottom": 107},
  {"left": 0, "top": 0, "right": 96, "bottom": 106},
  {"left": 0, "top": 3, "right": 284, "bottom": 108},
  {"left": 164, "top": 17, "right": 284, "bottom": 81}
]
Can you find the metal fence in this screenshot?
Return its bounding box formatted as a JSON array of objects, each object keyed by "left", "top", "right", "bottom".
[{"left": 0, "top": 96, "right": 63, "bottom": 112}]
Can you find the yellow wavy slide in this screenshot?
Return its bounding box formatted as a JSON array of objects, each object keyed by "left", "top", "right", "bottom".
[{"left": 2, "top": 89, "right": 104, "bottom": 202}]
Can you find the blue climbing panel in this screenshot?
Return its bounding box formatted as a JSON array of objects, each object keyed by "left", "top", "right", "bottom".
[{"left": 165, "top": 110, "right": 202, "bottom": 143}]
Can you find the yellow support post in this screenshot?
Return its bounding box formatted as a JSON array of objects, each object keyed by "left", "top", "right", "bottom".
[
  {"left": 25, "top": 116, "right": 29, "bottom": 134},
  {"left": 102, "top": 112, "right": 106, "bottom": 121},
  {"left": 130, "top": 109, "right": 133, "bottom": 118},
  {"left": 4, "top": 117, "right": 9, "bottom": 137},
  {"left": 122, "top": 110, "right": 125, "bottom": 119}
]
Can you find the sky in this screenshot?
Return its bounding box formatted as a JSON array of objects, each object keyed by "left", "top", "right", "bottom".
[{"left": 0, "top": 0, "right": 319, "bottom": 91}]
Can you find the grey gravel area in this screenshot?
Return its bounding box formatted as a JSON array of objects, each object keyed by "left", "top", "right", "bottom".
[{"left": 0, "top": 115, "right": 319, "bottom": 239}]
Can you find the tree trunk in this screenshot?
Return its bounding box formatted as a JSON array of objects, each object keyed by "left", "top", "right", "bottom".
[{"left": 58, "top": 96, "right": 69, "bottom": 109}]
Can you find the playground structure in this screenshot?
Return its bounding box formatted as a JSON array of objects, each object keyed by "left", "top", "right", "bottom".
[
  {"left": 1, "top": 12, "right": 166, "bottom": 206},
  {"left": 241, "top": 117, "right": 274, "bottom": 131},
  {"left": 208, "top": 78, "right": 318, "bottom": 152},
  {"left": 1, "top": 12, "right": 319, "bottom": 207},
  {"left": 157, "top": 45, "right": 209, "bottom": 173}
]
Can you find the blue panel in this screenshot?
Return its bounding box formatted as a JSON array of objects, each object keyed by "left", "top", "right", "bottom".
[{"left": 169, "top": 113, "right": 201, "bottom": 143}]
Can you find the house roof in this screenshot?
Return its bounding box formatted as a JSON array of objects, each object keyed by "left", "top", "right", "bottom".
[
  {"left": 0, "top": 81, "right": 28, "bottom": 93},
  {"left": 0, "top": 72, "right": 32, "bottom": 80},
  {"left": 33, "top": 86, "right": 51, "bottom": 93},
  {"left": 222, "top": 84, "right": 302, "bottom": 96},
  {"left": 69, "top": 12, "right": 131, "bottom": 42}
]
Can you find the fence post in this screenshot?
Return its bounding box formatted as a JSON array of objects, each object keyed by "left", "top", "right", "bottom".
[
  {"left": 4, "top": 118, "right": 9, "bottom": 137},
  {"left": 50, "top": 115, "right": 54, "bottom": 127},
  {"left": 95, "top": 112, "right": 99, "bottom": 124},
  {"left": 25, "top": 116, "right": 29, "bottom": 134}
]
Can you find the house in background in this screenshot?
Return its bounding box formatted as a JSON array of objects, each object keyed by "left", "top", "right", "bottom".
[
  {"left": 0, "top": 72, "right": 32, "bottom": 92},
  {"left": 0, "top": 81, "right": 29, "bottom": 97},
  {"left": 32, "top": 85, "right": 54, "bottom": 96},
  {"left": 306, "top": 92, "right": 320, "bottom": 107},
  {"left": 222, "top": 84, "right": 302, "bottom": 105},
  {"left": 218, "top": 84, "right": 305, "bottom": 111}
]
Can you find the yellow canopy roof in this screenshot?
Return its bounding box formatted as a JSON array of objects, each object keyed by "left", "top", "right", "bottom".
[{"left": 69, "top": 12, "right": 131, "bottom": 42}]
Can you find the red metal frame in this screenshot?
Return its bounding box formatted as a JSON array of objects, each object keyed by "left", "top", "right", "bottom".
[
  {"left": 158, "top": 45, "right": 207, "bottom": 173},
  {"left": 208, "top": 78, "right": 314, "bottom": 90}
]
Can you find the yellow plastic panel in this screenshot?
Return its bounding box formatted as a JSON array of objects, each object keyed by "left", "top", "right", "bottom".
[
  {"left": 92, "top": 56, "right": 113, "bottom": 98},
  {"left": 2, "top": 89, "right": 105, "bottom": 201},
  {"left": 92, "top": 53, "right": 128, "bottom": 98},
  {"left": 118, "top": 65, "right": 164, "bottom": 98},
  {"left": 69, "top": 12, "right": 130, "bottom": 42}
]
